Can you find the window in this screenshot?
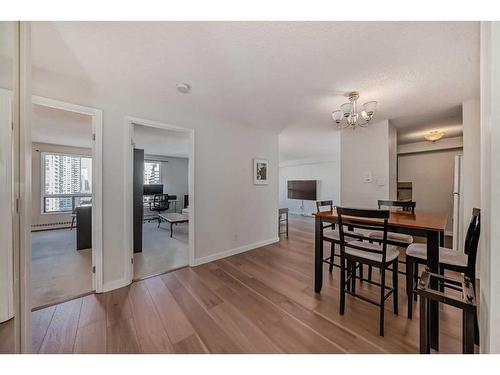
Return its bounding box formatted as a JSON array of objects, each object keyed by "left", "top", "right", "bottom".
[
  {"left": 144, "top": 161, "right": 161, "bottom": 185},
  {"left": 42, "top": 153, "right": 92, "bottom": 213}
]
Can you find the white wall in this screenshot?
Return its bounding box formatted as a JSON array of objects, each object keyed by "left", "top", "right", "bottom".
[
  {"left": 388, "top": 123, "right": 398, "bottom": 200},
  {"left": 32, "top": 68, "right": 279, "bottom": 289},
  {"left": 144, "top": 154, "right": 188, "bottom": 213},
  {"left": 279, "top": 157, "right": 341, "bottom": 216},
  {"left": 398, "top": 148, "right": 462, "bottom": 233},
  {"left": 340, "top": 120, "right": 391, "bottom": 207},
  {"left": 398, "top": 136, "right": 463, "bottom": 154},
  {"left": 479, "top": 21, "right": 500, "bottom": 354},
  {"left": 462, "top": 99, "right": 481, "bottom": 247}
]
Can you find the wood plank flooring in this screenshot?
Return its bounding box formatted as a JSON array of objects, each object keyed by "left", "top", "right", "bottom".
[{"left": 31, "top": 215, "right": 468, "bottom": 353}]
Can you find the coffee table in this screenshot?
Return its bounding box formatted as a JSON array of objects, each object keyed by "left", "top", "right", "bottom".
[{"left": 158, "top": 213, "right": 189, "bottom": 237}]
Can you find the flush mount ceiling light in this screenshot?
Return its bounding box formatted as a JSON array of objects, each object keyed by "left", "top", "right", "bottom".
[
  {"left": 176, "top": 83, "right": 191, "bottom": 94},
  {"left": 424, "top": 130, "right": 445, "bottom": 142},
  {"left": 331, "top": 91, "right": 377, "bottom": 129}
]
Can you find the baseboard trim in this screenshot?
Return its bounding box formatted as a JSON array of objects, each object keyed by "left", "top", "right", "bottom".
[
  {"left": 192, "top": 237, "right": 280, "bottom": 266},
  {"left": 102, "top": 277, "right": 129, "bottom": 293}
]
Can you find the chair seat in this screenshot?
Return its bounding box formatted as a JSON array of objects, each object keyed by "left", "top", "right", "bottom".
[
  {"left": 322, "top": 229, "right": 365, "bottom": 242},
  {"left": 346, "top": 240, "right": 400, "bottom": 263},
  {"left": 368, "top": 231, "right": 413, "bottom": 245},
  {"left": 406, "top": 243, "right": 468, "bottom": 268}
]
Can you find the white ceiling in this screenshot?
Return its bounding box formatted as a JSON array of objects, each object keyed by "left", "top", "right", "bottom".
[
  {"left": 133, "top": 124, "right": 190, "bottom": 158},
  {"left": 30, "top": 22, "right": 479, "bottom": 160},
  {"left": 32, "top": 103, "right": 92, "bottom": 148}
]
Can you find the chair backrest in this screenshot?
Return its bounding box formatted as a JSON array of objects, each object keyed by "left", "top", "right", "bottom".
[
  {"left": 153, "top": 194, "right": 170, "bottom": 211},
  {"left": 377, "top": 199, "right": 416, "bottom": 213},
  {"left": 336, "top": 207, "right": 390, "bottom": 262},
  {"left": 316, "top": 200, "right": 333, "bottom": 212},
  {"left": 463, "top": 208, "right": 481, "bottom": 277}
]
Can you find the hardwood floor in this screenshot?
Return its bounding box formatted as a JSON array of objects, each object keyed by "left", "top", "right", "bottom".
[{"left": 31, "top": 215, "right": 468, "bottom": 353}]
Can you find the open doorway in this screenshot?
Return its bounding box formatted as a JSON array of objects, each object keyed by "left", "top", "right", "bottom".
[
  {"left": 127, "top": 118, "right": 193, "bottom": 280},
  {"left": 29, "top": 97, "right": 102, "bottom": 309}
]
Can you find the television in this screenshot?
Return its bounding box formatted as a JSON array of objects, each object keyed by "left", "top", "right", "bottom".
[
  {"left": 143, "top": 184, "right": 164, "bottom": 195},
  {"left": 287, "top": 180, "right": 317, "bottom": 201}
]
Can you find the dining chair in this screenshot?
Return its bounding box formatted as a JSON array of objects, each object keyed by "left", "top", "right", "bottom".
[
  {"left": 337, "top": 207, "right": 399, "bottom": 336},
  {"left": 366, "top": 200, "right": 416, "bottom": 281},
  {"left": 316, "top": 200, "right": 365, "bottom": 274},
  {"left": 405, "top": 208, "right": 480, "bottom": 343}
]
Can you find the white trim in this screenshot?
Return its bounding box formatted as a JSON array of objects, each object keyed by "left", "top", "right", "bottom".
[
  {"left": 192, "top": 237, "right": 280, "bottom": 266},
  {"left": 124, "top": 116, "right": 195, "bottom": 284},
  {"left": 102, "top": 277, "right": 130, "bottom": 293},
  {"left": 0, "top": 89, "right": 15, "bottom": 324},
  {"left": 31, "top": 95, "right": 104, "bottom": 293}
]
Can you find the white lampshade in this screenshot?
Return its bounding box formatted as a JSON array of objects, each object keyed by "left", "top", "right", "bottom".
[
  {"left": 363, "top": 101, "right": 377, "bottom": 116},
  {"left": 332, "top": 110, "right": 343, "bottom": 123},
  {"left": 340, "top": 102, "right": 352, "bottom": 117}
]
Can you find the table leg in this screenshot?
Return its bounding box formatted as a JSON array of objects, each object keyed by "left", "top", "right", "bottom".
[
  {"left": 427, "top": 230, "right": 440, "bottom": 350},
  {"left": 315, "top": 216, "right": 323, "bottom": 293},
  {"left": 170, "top": 222, "right": 174, "bottom": 237},
  {"left": 419, "top": 295, "right": 430, "bottom": 354},
  {"left": 286, "top": 212, "right": 289, "bottom": 238},
  {"left": 463, "top": 310, "right": 475, "bottom": 354},
  {"left": 439, "top": 231, "right": 445, "bottom": 247}
]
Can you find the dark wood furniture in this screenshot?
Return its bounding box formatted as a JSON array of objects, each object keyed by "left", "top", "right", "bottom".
[
  {"left": 315, "top": 200, "right": 365, "bottom": 274},
  {"left": 406, "top": 208, "right": 480, "bottom": 343},
  {"left": 158, "top": 213, "right": 189, "bottom": 237},
  {"left": 314, "top": 209, "right": 447, "bottom": 348},
  {"left": 416, "top": 270, "right": 477, "bottom": 354},
  {"left": 76, "top": 205, "right": 92, "bottom": 250},
  {"left": 337, "top": 207, "right": 399, "bottom": 336},
  {"left": 367, "top": 199, "right": 417, "bottom": 281},
  {"left": 278, "top": 208, "right": 289, "bottom": 238},
  {"left": 133, "top": 148, "right": 144, "bottom": 253}
]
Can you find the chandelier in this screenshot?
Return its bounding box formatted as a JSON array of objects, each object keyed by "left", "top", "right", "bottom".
[{"left": 331, "top": 91, "right": 377, "bottom": 129}]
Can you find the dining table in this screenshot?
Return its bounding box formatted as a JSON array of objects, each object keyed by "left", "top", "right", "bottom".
[{"left": 313, "top": 209, "right": 447, "bottom": 351}]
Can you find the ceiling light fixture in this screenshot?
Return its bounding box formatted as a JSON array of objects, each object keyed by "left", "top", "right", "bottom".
[
  {"left": 424, "top": 130, "right": 445, "bottom": 142},
  {"left": 176, "top": 83, "right": 191, "bottom": 94},
  {"left": 331, "top": 91, "right": 377, "bottom": 129}
]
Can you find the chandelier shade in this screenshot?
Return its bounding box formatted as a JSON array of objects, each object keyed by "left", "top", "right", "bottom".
[{"left": 332, "top": 92, "right": 377, "bottom": 129}]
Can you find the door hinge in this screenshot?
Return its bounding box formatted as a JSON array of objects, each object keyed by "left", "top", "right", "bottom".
[
  {"left": 15, "top": 198, "right": 20, "bottom": 214},
  {"left": 131, "top": 258, "right": 134, "bottom": 264},
  {"left": 92, "top": 266, "right": 96, "bottom": 273},
  {"left": 92, "top": 133, "right": 96, "bottom": 141}
]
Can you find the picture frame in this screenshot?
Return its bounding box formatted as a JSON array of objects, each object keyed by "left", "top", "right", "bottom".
[{"left": 253, "top": 159, "right": 269, "bottom": 185}]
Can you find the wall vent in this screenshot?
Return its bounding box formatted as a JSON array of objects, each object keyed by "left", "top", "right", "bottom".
[{"left": 31, "top": 221, "right": 72, "bottom": 231}]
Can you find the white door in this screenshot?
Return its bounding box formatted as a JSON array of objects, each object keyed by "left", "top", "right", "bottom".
[{"left": 0, "top": 88, "right": 14, "bottom": 323}]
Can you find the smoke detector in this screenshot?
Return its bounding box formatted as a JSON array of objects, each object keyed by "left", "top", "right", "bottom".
[{"left": 176, "top": 83, "right": 191, "bottom": 94}]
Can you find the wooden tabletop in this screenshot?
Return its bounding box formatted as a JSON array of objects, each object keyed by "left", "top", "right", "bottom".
[{"left": 314, "top": 209, "right": 447, "bottom": 232}]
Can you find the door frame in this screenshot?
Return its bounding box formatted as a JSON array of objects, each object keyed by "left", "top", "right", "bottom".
[
  {"left": 31, "top": 95, "right": 104, "bottom": 293},
  {"left": 124, "top": 116, "right": 195, "bottom": 282}
]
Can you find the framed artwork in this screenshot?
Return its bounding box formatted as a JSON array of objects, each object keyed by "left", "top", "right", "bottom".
[{"left": 253, "top": 159, "right": 269, "bottom": 185}]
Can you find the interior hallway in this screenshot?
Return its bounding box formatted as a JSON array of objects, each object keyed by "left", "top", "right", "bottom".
[{"left": 31, "top": 215, "right": 469, "bottom": 354}]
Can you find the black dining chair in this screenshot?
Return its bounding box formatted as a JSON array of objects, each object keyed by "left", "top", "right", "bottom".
[
  {"left": 337, "top": 207, "right": 399, "bottom": 337},
  {"left": 316, "top": 200, "right": 365, "bottom": 274},
  {"left": 366, "top": 200, "right": 416, "bottom": 281},
  {"left": 406, "top": 208, "right": 481, "bottom": 342}
]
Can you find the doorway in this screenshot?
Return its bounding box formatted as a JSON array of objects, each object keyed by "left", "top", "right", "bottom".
[
  {"left": 29, "top": 96, "right": 103, "bottom": 309},
  {"left": 125, "top": 117, "right": 194, "bottom": 281}
]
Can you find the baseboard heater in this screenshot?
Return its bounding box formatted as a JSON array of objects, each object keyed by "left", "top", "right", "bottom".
[{"left": 31, "top": 221, "right": 72, "bottom": 231}]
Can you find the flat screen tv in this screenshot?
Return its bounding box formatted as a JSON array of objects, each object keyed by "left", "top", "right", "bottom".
[
  {"left": 143, "top": 184, "right": 164, "bottom": 195},
  {"left": 287, "top": 180, "right": 317, "bottom": 201}
]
